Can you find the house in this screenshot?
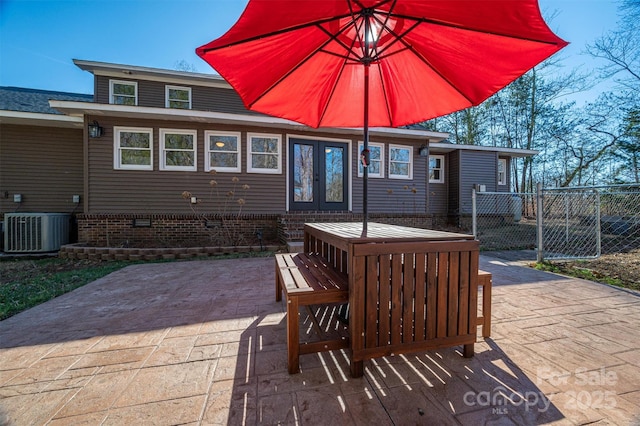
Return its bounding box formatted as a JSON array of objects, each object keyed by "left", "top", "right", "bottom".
[{"left": 0, "top": 59, "right": 536, "bottom": 251}]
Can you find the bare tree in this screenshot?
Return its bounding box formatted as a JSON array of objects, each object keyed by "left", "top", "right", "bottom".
[
  {"left": 174, "top": 60, "right": 198, "bottom": 73},
  {"left": 584, "top": 0, "right": 640, "bottom": 184}
]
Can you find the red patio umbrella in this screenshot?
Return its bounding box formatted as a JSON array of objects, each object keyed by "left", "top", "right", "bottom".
[{"left": 196, "top": 0, "right": 567, "bottom": 232}]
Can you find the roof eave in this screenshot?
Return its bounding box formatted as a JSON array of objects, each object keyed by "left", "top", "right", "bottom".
[
  {"left": 0, "top": 110, "right": 84, "bottom": 128},
  {"left": 73, "top": 59, "right": 231, "bottom": 90},
  {"left": 429, "top": 142, "right": 538, "bottom": 158},
  {"left": 48, "top": 100, "right": 449, "bottom": 142}
]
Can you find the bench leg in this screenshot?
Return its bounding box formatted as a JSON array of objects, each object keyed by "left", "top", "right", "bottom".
[
  {"left": 287, "top": 297, "right": 300, "bottom": 374},
  {"left": 463, "top": 343, "right": 474, "bottom": 358},
  {"left": 275, "top": 264, "right": 282, "bottom": 302},
  {"left": 482, "top": 279, "right": 492, "bottom": 338}
]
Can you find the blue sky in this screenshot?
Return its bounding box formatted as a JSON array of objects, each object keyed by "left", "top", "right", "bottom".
[{"left": 0, "top": 0, "right": 622, "bottom": 106}]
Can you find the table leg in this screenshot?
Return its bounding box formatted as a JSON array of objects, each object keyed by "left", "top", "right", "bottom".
[
  {"left": 463, "top": 343, "right": 474, "bottom": 358},
  {"left": 482, "top": 278, "right": 492, "bottom": 338}
]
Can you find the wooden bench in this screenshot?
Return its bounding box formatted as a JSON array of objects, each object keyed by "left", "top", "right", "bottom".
[
  {"left": 275, "top": 252, "right": 349, "bottom": 373},
  {"left": 477, "top": 270, "right": 492, "bottom": 338}
]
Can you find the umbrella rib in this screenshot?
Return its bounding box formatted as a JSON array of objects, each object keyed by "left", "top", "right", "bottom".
[
  {"left": 372, "top": 13, "right": 563, "bottom": 107},
  {"left": 245, "top": 22, "right": 360, "bottom": 111},
  {"left": 316, "top": 21, "right": 366, "bottom": 63},
  {"left": 372, "top": 60, "right": 394, "bottom": 126},
  {"left": 317, "top": 55, "right": 352, "bottom": 127},
  {"left": 198, "top": 14, "right": 354, "bottom": 54},
  {"left": 388, "top": 12, "right": 565, "bottom": 46},
  {"left": 389, "top": 31, "right": 478, "bottom": 105}
]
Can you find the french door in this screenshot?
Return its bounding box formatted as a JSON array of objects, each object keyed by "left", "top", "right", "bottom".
[{"left": 289, "top": 138, "right": 348, "bottom": 211}]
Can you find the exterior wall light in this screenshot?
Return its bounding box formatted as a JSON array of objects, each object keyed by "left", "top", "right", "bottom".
[
  {"left": 418, "top": 145, "right": 429, "bottom": 157},
  {"left": 88, "top": 121, "right": 103, "bottom": 138}
]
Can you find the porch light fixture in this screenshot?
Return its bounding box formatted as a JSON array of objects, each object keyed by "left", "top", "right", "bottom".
[
  {"left": 88, "top": 121, "right": 103, "bottom": 138},
  {"left": 418, "top": 145, "right": 429, "bottom": 157}
]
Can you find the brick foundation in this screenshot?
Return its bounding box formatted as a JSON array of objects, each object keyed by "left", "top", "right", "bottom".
[
  {"left": 76, "top": 213, "right": 280, "bottom": 248},
  {"left": 74, "top": 212, "right": 449, "bottom": 250}
]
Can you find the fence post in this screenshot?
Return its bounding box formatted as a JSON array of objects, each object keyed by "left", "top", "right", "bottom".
[
  {"left": 595, "top": 190, "right": 602, "bottom": 258},
  {"left": 472, "top": 188, "right": 477, "bottom": 238},
  {"left": 536, "top": 182, "right": 543, "bottom": 263}
]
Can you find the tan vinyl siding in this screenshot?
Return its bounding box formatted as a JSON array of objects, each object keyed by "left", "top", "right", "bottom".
[
  {"left": 138, "top": 80, "right": 164, "bottom": 108},
  {"left": 459, "top": 150, "right": 497, "bottom": 214},
  {"left": 86, "top": 117, "right": 286, "bottom": 214},
  {"left": 0, "top": 124, "right": 83, "bottom": 214},
  {"left": 95, "top": 76, "right": 255, "bottom": 115},
  {"left": 193, "top": 86, "right": 257, "bottom": 115},
  {"left": 351, "top": 137, "right": 427, "bottom": 214},
  {"left": 95, "top": 76, "right": 109, "bottom": 104}
]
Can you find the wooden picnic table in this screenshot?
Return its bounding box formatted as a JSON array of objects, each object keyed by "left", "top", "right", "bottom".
[{"left": 303, "top": 222, "right": 480, "bottom": 377}]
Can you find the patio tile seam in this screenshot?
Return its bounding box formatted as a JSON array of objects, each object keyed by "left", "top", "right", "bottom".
[
  {"left": 529, "top": 305, "right": 603, "bottom": 314},
  {"left": 573, "top": 320, "right": 623, "bottom": 328},
  {"left": 94, "top": 393, "right": 211, "bottom": 413},
  {"left": 357, "top": 373, "right": 395, "bottom": 424},
  {"left": 96, "top": 342, "right": 167, "bottom": 415},
  {"left": 45, "top": 384, "right": 90, "bottom": 424},
  {"left": 612, "top": 351, "right": 640, "bottom": 366},
  {"left": 196, "top": 357, "right": 223, "bottom": 424}
]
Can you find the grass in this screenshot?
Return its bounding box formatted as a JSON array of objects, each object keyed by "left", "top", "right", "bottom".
[
  {"left": 0, "top": 251, "right": 276, "bottom": 321},
  {"left": 534, "top": 261, "right": 625, "bottom": 287},
  {"left": 0, "top": 258, "right": 133, "bottom": 321}
]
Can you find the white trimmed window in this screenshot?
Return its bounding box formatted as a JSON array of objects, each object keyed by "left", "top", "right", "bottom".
[
  {"left": 114, "top": 127, "right": 153, "bottom": 170},
  {"left": 429, "top": 154, "right": 445, "bottom": 183},
  {"left": 110, "top": 80, "right": 137, "bottom": 105},
  {"left": 205, "top": 131, "right": 241, "bottom": 172},
  {"left": 357, "top": 141, "right": 384, "bottom": 178},
  {"left": 166, "top": 85, "right": 191, "bottom": 109},
  {"left": 389, "top": 144, "right": 413, "bottom": 179},
  {"left": 159, "top": 129, "right": 197, "bottom": 171},
  {"left": 498, "top": 158, "right": 507, "bottom": 186},
  {"left": 247, "top": 133, "right": 281, "bottom": 174}
]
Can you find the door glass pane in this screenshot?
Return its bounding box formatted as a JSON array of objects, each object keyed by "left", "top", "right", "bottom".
[
  {"left": 325, "top": 146, "right": 344, "bottom": 203},
  {"left": 293, "top": 143, "right": 314, "bottom": 202}
]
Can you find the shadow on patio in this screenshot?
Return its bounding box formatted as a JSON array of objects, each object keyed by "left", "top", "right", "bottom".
[{"left": 1, "top": 255, "right": 639, "bottom": 424}]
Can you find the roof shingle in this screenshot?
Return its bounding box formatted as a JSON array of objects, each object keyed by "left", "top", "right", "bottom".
[{"left": 0, "top": 86, "right": 92, "bottom": 115}]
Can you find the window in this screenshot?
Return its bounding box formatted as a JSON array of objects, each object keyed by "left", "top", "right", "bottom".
[
  {"left": 247, "top": 133, "right": 281, "bottom": 174},
  {"left": 160, "top": 129, "right": 197, "bottom": 171},
  {"left": 110, "top": 80, "right": 137, "bottom": 105},
  {"left": 166, "top": 85, "right": 191, "bottom": 109},
  {"left": 205, "top": 131, "right": 241, "bottom": 172},
  {"left": 114, "top": 127, "right": 153, "bottom": 170},
  {"left": 389, "top": 144, "right": 413, "bottom": 179},
  {"left": 498, "top": 158, "right": 507, "bottom": 186},
  {"left": 429, "top": 154, "right": 445, "bottom": 183},
  {"left": 357, "top": 142, "right": 384, "bottom": 178}
]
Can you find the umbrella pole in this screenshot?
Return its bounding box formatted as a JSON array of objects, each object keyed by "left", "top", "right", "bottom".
[{"left": 362, "top": 62, "right": 370, "bottom": 237}]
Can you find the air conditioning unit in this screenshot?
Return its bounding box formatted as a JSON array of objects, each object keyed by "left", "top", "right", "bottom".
[{"left": 4, "top": 213, "right": 70, "bottom": 253}]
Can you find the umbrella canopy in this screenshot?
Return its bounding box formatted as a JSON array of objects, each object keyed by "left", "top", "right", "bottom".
[
  {"left": 196, "top": 0, "right": 567, "bottom": 233},
  {"left": 196, "top": 0, "right": 567, "bottom": 129}
]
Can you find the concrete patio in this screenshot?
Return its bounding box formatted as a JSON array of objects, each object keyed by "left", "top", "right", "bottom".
[{"left": 1, "top": 254, "right": 639, "bottom": 425}]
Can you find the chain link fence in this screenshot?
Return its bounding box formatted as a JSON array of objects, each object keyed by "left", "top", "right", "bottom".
[
  {"left": 598, "top": 185, "right": 640, "bottom": 254},
  {"left": 540, "top": 187, "right": 600, "bottom": 259},
  {"left": 472, "top": 191, "right": 537, "bottom": 251},
  {"left": 473, "top": 184, "right": 640, "bottom": 261}
]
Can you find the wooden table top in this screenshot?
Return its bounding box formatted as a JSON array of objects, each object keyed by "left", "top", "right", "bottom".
[{"left": 304, "top": 222, "right": 475, "bottom": 243}]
